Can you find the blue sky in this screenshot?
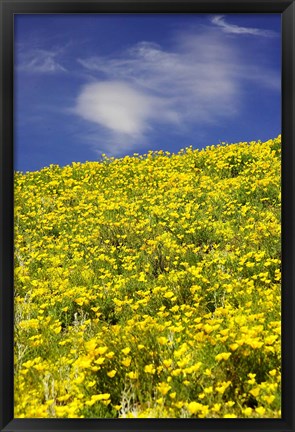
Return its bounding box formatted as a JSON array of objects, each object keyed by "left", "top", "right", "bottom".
[{"left": 14, "top": 14, "right": 281, "bottom": 172}]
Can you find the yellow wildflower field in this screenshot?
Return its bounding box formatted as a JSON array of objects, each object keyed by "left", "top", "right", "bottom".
[{"left": 14, "top": 136, "right": 281, "bottom": 418}]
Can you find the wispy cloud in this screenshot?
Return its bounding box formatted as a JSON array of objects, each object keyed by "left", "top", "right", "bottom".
[
  {"left": 74, "top": 28, "right": 280, "bottom": 155},
  {"left": 210, "top": 15, "right": 278, "bottom": 37},
  {"left": 17, "top": 48, "right": 67, "bottom": 73},
  {"left": 73, "top": 79, "right": 181, "bottom": 154}
]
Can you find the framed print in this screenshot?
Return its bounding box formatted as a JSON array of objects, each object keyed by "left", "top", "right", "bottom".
[{"left": 0, "top": 0, "right": 294, "bottom": 431}]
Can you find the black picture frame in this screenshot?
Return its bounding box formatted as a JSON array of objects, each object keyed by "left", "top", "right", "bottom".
[{"left": 0, "top": 0, "right": 294, "bottom": 431}]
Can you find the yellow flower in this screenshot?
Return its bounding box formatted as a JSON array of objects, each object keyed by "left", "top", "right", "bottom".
[
  {"left": 14, "top": 137, "right": 282, "bottom": 418},
  {"left": 243, "top": 407, "right": 253, "bottom": 416},
  {"left": 144, "top": 364, "right": 156, "bottom": 374},
  {"left": 74, "top": 298, "right": 85, "bottom": 306},
  {"left": 263, "top": 395, "right": 275, "bottom": 404},
  {"left": 97, "top": 346, "right": 108, "bottom": 355},
  {"left": 157, "top": 336, "right": 168, "bottom": 345},
  {"left": 247, "top": 339, "right": 263, "bottom": 349},
  {"left": 157, "top": 382, "right": 171, "bottom": 396},
  {"left": 204, "top": 386, "right": 213, "bottom": 394},
  {"left": 216, "top": 381, "right": 231, "bottom": 394},
  {"left": 93, "top": 393, "right": 111, "bottom": 401},
  {"left": 127, "top": 371, "right": 138, "bottom": 380},
  {"left": 85, "top": 339, "right": 96, "bottom": 352},
  {"left": 85, "top": 393, "right": 111, "bottom": 406},
  {"left": 22, "top": 360, "right": 35, "bottom": 369},
  {"left": 212, "top": 403, "right": 221, "bottom": 412},
  {"left": 163, "top": 359, "right": 172, "bottom": 368},
  {"left": 75, "top": 373, "right": 85, "bottom": 384},
  {"left": 75, "top": 356, "right": 92, "bottom": 368},
  {"left": 121, "top": 357, "right": 131, "bottom": 367},
  {"left": 215, "top": 352, "right": 231, "bottom": 362},
  {"left": 230, "top": 343, "right": 239, "bottom": 351},
  {"left": 255, "top": 406, "right": 266, "bottom": 416},
  {"left": 187, "top": 401, "right": 202, "bottom": 415},
  {"left": 250, "top": 387, "right": 260, "bottom": 398}
]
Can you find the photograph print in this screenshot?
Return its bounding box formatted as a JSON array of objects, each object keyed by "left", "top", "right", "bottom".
[{"left": 14, "top": 12, "right": 281, "bottom": 419}]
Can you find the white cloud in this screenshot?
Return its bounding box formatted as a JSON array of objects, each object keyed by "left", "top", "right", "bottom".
[
  {"left": 210, "top": 15, "right": 278, "bottom": 37},
  {"left": 75, "top": 81, "right": 155, "bottom": 135},
  {"left": 74, "top": 28, "right": 280, "bottom": 155},
  {"left": 74, "top": 80, "right": 181, "bottom": 154},
  {"left": 17, "top": 48, "right": 66, "bottom": 73}
]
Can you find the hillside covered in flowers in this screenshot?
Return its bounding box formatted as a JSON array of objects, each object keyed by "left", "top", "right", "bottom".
[{"left": 14, "top": 136, "right": 281, "bottom": 418}]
